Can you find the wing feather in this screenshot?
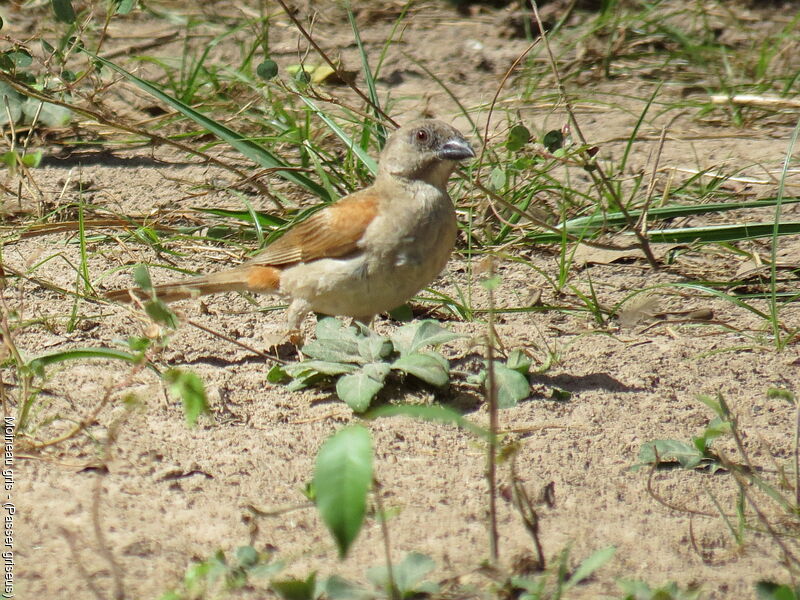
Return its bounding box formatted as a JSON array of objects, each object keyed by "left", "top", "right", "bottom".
[{"left": 247, "top": 189, "right": 379, "bottom": 267}]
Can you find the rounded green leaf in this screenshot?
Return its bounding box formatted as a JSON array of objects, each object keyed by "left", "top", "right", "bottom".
[
  {"left": 543, "top": 129, "right": 564, "bottom": 152},
  {"left": 392, "top": 352, "right": 449, "bottom": 387},
  {"left": 257, "top": 59, "right": 279, "bottom": 80},
  {"left": 336, "top": 364, "right": 388, "bottom": 412},
  {"left": 4, "top": 50, "right": 32, "bottom": 69},
  {"left": 313, "top": 426, "right": 373, "bottom": 557},
  {"left": 506, "top": 124, "right": 531, "bottom": 152},
  {"left": 51, "top": 0, "right": 77, "bottom": 23},
  {"left": 493, "top": 364, "right": 530, "bottom": 408},
  {"left": 164, "top": 368, "right": 209, "bottom": 427}
]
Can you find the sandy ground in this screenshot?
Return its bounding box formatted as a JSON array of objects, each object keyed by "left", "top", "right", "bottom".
[{"left": 7, "top": 1, "right": 800, "bottom": 598}]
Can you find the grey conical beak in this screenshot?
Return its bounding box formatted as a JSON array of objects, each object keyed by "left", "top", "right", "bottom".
[{"left": 438, "top": 137, "right": 475, "bottom": 161}]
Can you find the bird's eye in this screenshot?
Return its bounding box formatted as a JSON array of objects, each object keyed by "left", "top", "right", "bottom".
[{"left": 415, "top": 129, "right": 429, "bottom": 143}]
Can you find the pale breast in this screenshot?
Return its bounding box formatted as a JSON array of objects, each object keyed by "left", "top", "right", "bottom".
[{"left": 279, "top": 189, "right": 457, "bottom": 320}]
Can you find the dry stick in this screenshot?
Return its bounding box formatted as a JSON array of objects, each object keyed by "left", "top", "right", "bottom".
[
  {"left": 0, "top": 72, "right": 284, "bottom": 210},
  {"left": 92, "top": 417, "right": 129, "bottom": 600},
  {"left": 637, "top": 125, "right": 669, "bottom": 235},
  {"left": 721, "top": 451, "right": 800, "bottom": 569},
  {"left": 637, "top": 111, "right": 686, "bottom": 234},
  {"left": 373, "top": 479, "right": 399, "bottom": 600},
  {"left": 484, "top": 260, "right": 500, "bottom": 564},
  {"left": 59, "top": 527, "right": 105, "bottom": 600},
  {"left": 510, "top": 456, "right": 545, "bottom": 568},
  {"left": 274, "top": 0, "right": 398, "bottom": 128},
  {"left": 529, "top": 0, "right": 659, "bottom": 269}
]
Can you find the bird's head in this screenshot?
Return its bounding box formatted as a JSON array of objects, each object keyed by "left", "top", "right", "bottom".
[{"left": 378, "top": 119, "right": 475, "bottom": 189}]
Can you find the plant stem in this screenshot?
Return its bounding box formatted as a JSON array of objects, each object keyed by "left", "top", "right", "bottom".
[
  {"left": 374, "top": 480, "right": 399, "bottom": 600},
  {"left": 485, "top": 260, "right": 499, "bottom": 564}
]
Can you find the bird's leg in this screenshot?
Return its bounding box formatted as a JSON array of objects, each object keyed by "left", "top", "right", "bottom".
[{"left": 286, "top": 298, "right": 312, "bottom": 355}]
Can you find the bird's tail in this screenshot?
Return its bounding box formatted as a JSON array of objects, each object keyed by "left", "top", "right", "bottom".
[{"left": 105, "top": 265, "right": 280, "bottom": 303}]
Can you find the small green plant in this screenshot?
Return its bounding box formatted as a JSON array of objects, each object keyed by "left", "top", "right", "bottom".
[
  {"left": 366, "top": 552, "right": 439, "bottom": 599},
  {"left": 633, "top": 396, "right": 731, "bottom": 473},
  {"left": 617, "top": 579, "right": 702, "bottom": 600},
  {"left": 509, "top": 545, "right": 616, "bottom": 599},
  {"left": 756, "top": 581, "right": 800, "bottom": 600},
  {"left": 467, "top": 348, "right": 535, "bottom": 408},
  {"left": 160, "top": 545, "right": 282, "bottom": 600},
  {"left": 268, "top": 318, "right": 461, "bottom": 413}
]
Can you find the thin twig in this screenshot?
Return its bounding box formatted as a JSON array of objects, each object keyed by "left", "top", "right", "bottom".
[
  {"left": 484, "top": 259, "right": 499, "bottom": 564},
  {"left": 59, "top": 527, "right": 105, "bottom": 600}
]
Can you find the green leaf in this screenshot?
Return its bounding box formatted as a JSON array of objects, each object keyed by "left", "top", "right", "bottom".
[
  {"left": 51, "top": 0, "right": 77, "bottom": 23},
  {"left": 193, "top": 207, "right": 287, "bottom": 228},
  {"left": 302, "top": 337, "right": 362, "bottom": 363},
  {"left": 84, "top": 51, "right": 332, "bottom": 202},
  {"left": 285, "top": 360, "right": 359, "bottom": 378},
  {"left": 493, "top": 364, "right": 530, "bottom": 408},
  {"left": 164, "top": 368, "right": 209, "bottom": 426},
  {"left": 144, "top": 298, "right": 179, "bottom": 329},
  {"left": 22, "top": 98, "right": 72, "bottom": 128},
  {"left": 133, "top": 264, "right": 153, "bottom": 291},
  {"left": 313, "top": 426, "right": 373, "bottom": 557},
  {"left": 297, "top": 95, "right": 379, "bottom": 176},
  {"left": 489, "top": 166, "right": 506, "bottom": 191},
  {"left": 20, "top": 151, "right": 42, "bottom": 168},
  {"left": 272, "top": 573, "right": 317, "bottom": 600},
  {"left": 336, "top": 363, "right": 390, "bottom": 412},
  {"left": 320, "top": 575, "right": 370, "bottom": 600},
  {"left": 0, "top": 83, "right": 23, "bottom": 123},
  {"left": 113, "top": 0, "right": 136, "bottom": 14},
  {"left": 235, "top": 545, "right": 259, "bottom": 568},
  {"left": 506, "top": 124, "right": 531, "bottom": 152},
  {"left": 506, "top": 349, "right": 531, "bottom": 375},
  {"left": 756, "top": 581, "right": 799, "bottom": 600},
  {"left": 256, "top": 59, "right": 279, "bottom": 80},
  {"left": 565, "top": 546, "right": 615, "bottom": 588},
  {"left": 391, "top": 352, "right": 449, "bottom": 387},
  {"left": 635, "top": 439, "right": 705, "bottom": 470},
  {"left": 357, "top": 333, "right": 393, "bottom": 362},
  {"left": 543, "top": 129, "right": 564, "bottom": 152},
  {"left": 390, "top": 320, "right": 462, "bottom": 355},
  {"left": 3, "top": 49, "right": 32, "bottom": 69},
  {"left": 267, "top": 364, "right": 288, "bottom": 383},
  {"left": 767, "top": 387, "right": 796, "bottom": 406},
  {"left": 365, "top": 404, "right": 489, "bottom": 439},
  {"left": 367, "top": 552, "right": 438, "bottom": 597},
  {"left": 388, "top": 304, "right": 414, "bottom": 321}
]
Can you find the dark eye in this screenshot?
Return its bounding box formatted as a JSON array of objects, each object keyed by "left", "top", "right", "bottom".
[{"left": 415, "top": 129, "right": 429, "bottom": 143}]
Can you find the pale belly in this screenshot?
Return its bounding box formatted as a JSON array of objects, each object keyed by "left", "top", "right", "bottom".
[{"left": 279, "top": 220, "right": 456, "bottom": 320}]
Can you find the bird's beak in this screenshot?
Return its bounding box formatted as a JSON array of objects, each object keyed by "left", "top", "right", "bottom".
[{"left": 438, "top": 137, "right": 475, "bottom": 161}]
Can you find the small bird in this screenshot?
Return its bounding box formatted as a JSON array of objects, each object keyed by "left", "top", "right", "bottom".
[{"left": 106, "top": 119, "right": 474, "bottom": 335}]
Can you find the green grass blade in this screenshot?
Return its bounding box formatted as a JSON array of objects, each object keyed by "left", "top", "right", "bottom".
[
  {"left": 641, "top": 222, "right": 800, "bottom": 244},
  {"left": 28, "top": 347, "right": 152, "bottom": 372},
  {"left": 297, "top": 95, "right": 378, "bottom": 175},
  {"left": 192, "top": 207, "right": 287, "bottom": 227},
  {"left": 86, "top": 51, "right": 332, "bottom": 201},
  {"left": 346, "top": 5, "right": 385, "bottom": 144}
]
